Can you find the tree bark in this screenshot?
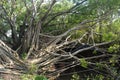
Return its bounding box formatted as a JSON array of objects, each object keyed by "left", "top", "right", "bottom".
[{"left": 19, "top": 21, "right": 41, "bottom": 56}]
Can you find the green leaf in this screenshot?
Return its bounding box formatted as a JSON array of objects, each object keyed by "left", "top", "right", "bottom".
[
  {"left": 35, "top": 75, "right": 48, "bottom": 80},
  {"left": 79, "top": 58, "right": 88, "bottom": 68}
]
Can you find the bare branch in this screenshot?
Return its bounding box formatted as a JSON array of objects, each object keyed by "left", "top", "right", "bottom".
[{"left": 49, "top": 40, "right": 116, "bottom": 57}]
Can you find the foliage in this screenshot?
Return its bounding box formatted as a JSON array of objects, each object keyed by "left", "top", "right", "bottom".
[
  {"left": 108, "top": 44, "right": 120, "bottom": 53},
  {"left": 101, "top": 20, "right": 120, "bottom": 42},
  {"left": 20, "top": 74, "right": 48, "bottom": 80},
  {"left": 79, "top": 58, "right": 88, "bottom": 68},
  {"left": 86, "top": 74, "right": 106, "bottom": 80},
  {"left": 20, "top": 74, "right": 35, "bottom": 80},
  {"left": 0, "top": 78, "right": 4, "bottom": 80},
  {"left": 109, "top": 54, "right": 119, "bottom": 66},
  {"left": 28, "top": 64, "right": 38, "bottom": 74},
  {"left": 71, "top": 73, "right": 80, "bottom": 80},
  {"left": 71, "top": 73, "right": 115, "bottom": 80},
  {"left": 21, "top": 53, "right": 27, "bottom": 60},
  {"left": 35, "top": 75, "right": 48, "bottom": 80},
  {"left": 1, "top": 0, "right": 120, "bottom": 43},
  {"left": 0, "top": 0, "right": 120, "bottom": 80}
]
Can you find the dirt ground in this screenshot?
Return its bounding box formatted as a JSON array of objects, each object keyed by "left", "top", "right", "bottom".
[{"left": 0, "top": 73, "right": 20, "bottom": 80}]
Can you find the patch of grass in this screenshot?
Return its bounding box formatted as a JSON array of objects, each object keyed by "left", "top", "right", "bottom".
[{"left": 20, "top": 74, "right": 48, "bottom": 80}]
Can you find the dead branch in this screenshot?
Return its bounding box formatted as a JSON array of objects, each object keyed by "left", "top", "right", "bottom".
[{"left": 0, "top": 40, "right": 27, "bottom": 71}]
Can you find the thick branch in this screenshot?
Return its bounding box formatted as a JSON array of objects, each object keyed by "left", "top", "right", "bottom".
[
  {"left": 50, "top": 40, "right": 116, "bottom": 57},
  {"left": 0, "top": 4, "right": 18, "bottom": 44}
]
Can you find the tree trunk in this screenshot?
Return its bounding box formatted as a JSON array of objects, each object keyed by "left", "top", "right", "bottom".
[{"left": 19, "top": 21, "right": 41, "bottom": 55}]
